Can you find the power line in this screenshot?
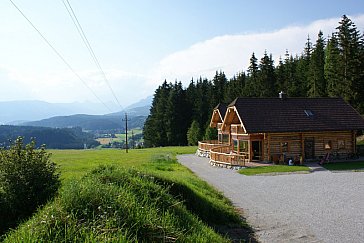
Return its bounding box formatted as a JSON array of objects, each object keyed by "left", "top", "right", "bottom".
[
  {"left": 62, "top": 0, "right": 123, "bottom": 109},
  {"left": 9, "top": 0, "right": 113, "bottom": 113}
]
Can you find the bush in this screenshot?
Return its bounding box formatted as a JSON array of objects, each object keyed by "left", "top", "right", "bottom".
[{"left": 0, "top": 137, "right": 60, "bottom": 234}]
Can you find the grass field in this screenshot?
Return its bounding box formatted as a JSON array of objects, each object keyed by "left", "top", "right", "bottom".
[
  {"left": 239, "top": 165, "right": 310, "bottom": 175},
  {"left": 96, "top": 129, "right": 143, "bottom": 145},
  {"left": 50, "top": 147, "right": 196, "bottom": 180},
  {"left": 3, "top": 147, "right": 255, "bottom": 242},
  {"left": 322, "top": 161, "right": 364, "bottom": 171}
]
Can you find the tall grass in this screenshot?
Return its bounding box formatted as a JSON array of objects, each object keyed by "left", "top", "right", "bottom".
[
  {"left": 3, "top": 166, "right": 228, "bottom": 242},
  {"left": 3, "top": 147, "right": 255, "bottom": 242}
]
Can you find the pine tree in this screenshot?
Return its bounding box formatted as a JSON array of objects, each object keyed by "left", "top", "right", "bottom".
[
  {"left": 307, "top": 31, "right": 326, "bottom": 97},
  {"left": 187, "top": 120, "right": 201, "bottom": 146},
  {"left": 244, "top": 52, "right": 259, "bottom": 96},
  {"left": 258, "top": 51, "right": 276, "bottom": 97},
  {"left": 336, "top": 15, "right": 362, "bottom": 105},
  {"left": 325, "top": 34, "right": 342, "bottom": 97}
]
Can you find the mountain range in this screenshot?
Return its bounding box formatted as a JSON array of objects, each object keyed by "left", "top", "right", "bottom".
[{"left": 1, "top": 96, "right": 152, "bottom": 131}]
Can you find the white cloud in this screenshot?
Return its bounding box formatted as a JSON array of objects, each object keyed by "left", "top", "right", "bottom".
[{"left": 150, "top": 14, "right": 364, "bottom": 87}]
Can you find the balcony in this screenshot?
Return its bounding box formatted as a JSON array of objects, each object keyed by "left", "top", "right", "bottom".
[
  {"left": 209, "top": 145, "right": 249, "bottom": 167},
  {"left": 197, "top": 140, "right": 224, "bottom": 157}
]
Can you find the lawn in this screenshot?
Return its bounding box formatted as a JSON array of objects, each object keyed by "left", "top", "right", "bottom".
[
  {"left": 3, "top": 147, "right": 255, "bottom": 242},
  {"left": 50, "top": 146, "right": 197, "bottom": 180},
  {"left": 322, "top": 161, "right": 364, "bottom": 171},
  {"left": 239, "top": 165, "right": 310, "bottom": 175}
]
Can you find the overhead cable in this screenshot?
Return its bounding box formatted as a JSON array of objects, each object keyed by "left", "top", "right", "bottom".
[
  {"left": 9, "top": 0, "right": 113, "bottom": 112},
  {"left": 63, "top": 0, "right": 123, "bottom": 109}
]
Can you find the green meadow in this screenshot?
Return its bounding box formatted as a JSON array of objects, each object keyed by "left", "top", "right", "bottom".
[{"left": 2, "top": 147, "right": 254, "bottom": 242}]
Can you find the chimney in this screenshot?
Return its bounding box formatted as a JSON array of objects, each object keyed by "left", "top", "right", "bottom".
[{"left": 279, "top": 91, "right": 287, "bottom": 100}]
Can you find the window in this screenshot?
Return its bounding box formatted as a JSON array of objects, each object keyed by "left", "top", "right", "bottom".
[
  {"left": 222, "top": 134, "right": 229, "bottom": 144},
  {"left": 324, "top": 140, "right": 332, "bottom": 150},
  {"left": 281, "top": 142, "right": 289, "bottom": 153},
  {"left": 304, "top": 109, "right": 314, "bottom": 117},
  {"left": 239, "top": 140, "right": 248, "bottom": 153},
  {"left": 233, "top": 139, "right": 238, "bottom": 152},
  {"left": 338, "top": 140, "right": 345, "bottom": 149},
  {"left": 218, "top": 134, "right": 222, "bottom": 143}
]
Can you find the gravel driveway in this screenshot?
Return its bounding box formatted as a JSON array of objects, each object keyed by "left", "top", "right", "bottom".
[{"left": 178, "top": 154, "right": 364, "bottom": 243}]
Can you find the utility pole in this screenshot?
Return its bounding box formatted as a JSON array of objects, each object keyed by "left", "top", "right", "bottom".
[
  {"left": 131, "top": 130, "right": 135, "bottom": 149},
  {"left": 122, "top": 113, "right": 130, "bottom": 153}
]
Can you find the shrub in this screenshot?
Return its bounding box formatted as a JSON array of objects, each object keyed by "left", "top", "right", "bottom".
[{"left": 0, "top": 137, "right": 60, "bottom": 234}]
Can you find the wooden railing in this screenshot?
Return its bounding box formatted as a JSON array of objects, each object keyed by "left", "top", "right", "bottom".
[
  {"left": 198, "top": 140, "right": 221, "bottom": 152},
  {"left": 210, "top": 145, "right": 248, "bottom": 167}
]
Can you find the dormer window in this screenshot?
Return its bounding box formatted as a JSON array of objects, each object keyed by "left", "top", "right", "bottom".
[{"left": 304, "top": 109, "right": 314, "bottom": 117}]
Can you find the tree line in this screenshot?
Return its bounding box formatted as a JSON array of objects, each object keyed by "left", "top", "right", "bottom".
[{"left": 144, "top": 15, "right": 364, "bottom": 147}]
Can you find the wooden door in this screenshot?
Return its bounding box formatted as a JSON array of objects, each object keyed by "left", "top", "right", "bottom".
[{"left": 304, "top": 139, "right": 315, "bottom": 159}]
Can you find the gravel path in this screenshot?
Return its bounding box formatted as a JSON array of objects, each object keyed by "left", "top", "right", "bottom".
[{"left": 178, "top": 154, "right": 364, "bottom": 243}]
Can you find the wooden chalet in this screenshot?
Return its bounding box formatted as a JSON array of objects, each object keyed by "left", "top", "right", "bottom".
[{"left": 198, "top": 93, "right": 364, "bottom": 166}]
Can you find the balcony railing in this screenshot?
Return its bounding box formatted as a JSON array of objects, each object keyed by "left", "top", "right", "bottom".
[
  {"left": 197, "top": 140, "right": 226, "bottom": 158},
  {"left": 210, "top": 145, "right": 248, "bottom": 167}
]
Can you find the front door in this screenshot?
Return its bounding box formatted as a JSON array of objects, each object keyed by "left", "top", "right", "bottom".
[
  {"left": 252, "top": 141, "right": 262, "bottom": 161},
  {"left": 304, "top": 139, "right": 315, "bottom": 160}
]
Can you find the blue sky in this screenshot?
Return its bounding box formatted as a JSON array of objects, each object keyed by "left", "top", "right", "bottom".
[{"left": 1, "top": 0, "right": 363, "bottom": 112}]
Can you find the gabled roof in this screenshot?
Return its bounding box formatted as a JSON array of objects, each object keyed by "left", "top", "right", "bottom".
[
  {"left": 214, "top": 103, "right": 227, "bottom": 121},
  {"left": 225, "top": 97, "right": 364, "bottom": 133},
  {"left": 210, "top": 103, "right": 227, "bottom": 128}
]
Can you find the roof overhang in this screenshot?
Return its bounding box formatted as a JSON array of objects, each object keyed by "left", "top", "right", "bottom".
[
  {"left": 209, "top": 109, "right": 223, "bottom": 128},
  {"left": 221, "top": 106, "right": 247, "bottom": 133}
]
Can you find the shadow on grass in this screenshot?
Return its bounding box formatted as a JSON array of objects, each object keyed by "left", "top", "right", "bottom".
[{"left": 152, "top": 175, "right": 258, "bottom": 243}]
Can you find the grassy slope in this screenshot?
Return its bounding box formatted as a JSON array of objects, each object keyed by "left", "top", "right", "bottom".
[
  {"left": 4, "top": 147, "right": 254, "bottom": 242},
  {"left": 239, "top": 165, "right": 310, "bottom": 175}
]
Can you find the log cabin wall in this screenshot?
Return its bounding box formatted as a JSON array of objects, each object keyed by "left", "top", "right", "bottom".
[{"left": 265, "top": 130, "right": 354, "bottom": 162}]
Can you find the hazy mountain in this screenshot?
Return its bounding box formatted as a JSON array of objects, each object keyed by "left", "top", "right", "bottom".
[
  {"left": 124, "top": 96, "right": 153, "bottom": 110},
  {"left": 0, "top": 100, "right": 121, "bottom": 124},
  {"left": 21, "top": 104, "right": 151, "bottom": 131}
]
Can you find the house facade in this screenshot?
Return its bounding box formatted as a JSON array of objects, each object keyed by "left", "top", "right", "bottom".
[{"left": 198, "top": 94, "right": 364, "bottom": 166}]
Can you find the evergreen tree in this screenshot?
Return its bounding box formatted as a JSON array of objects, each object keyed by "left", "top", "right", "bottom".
[
  {"left": 336, "top": 15, "right": 362, "bottom": 105},
  {"left": 211, "top": 71, "right": 227, "bottom": 106},
  {"left": 244, "top": 52, "right": 259, "bottom": 96},
  {"left": 143, "top": 81, "right": 170, "bottom": 147},
  {"left": 204, "top": 126, "right": 218, "bottom": 140},
  {"left": 224, "top": 72, "right": 246, "bottom": 103},
  {"left": 187, "top": 120, "right": 201, "bottom": 146},
  {"left": 258, "top": 51, "right": 276, "bottom": 97},
  {"left": 325, "top": 33, "right": 342, "bottom": 97},
  {"left": 307, "top": 31, "right": 326, "bottom": 97}
]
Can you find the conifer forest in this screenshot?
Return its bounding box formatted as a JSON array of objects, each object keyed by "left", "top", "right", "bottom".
[{"left": 144, "top": 15, "right": 364, "bottom": 147}]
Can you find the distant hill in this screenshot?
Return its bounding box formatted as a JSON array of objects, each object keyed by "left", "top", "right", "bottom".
[
  {"left": 1, "top": 96, "right": 152, "bottom": 130},
  {"left": 0, "top": 125, "right": 99, "bottom": 149},
  {"left": 0, "top": 100, "right": 121, "bottom": 124},
  {"left": 21, "top": 104, "right": 149, "bottom": 131}
]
